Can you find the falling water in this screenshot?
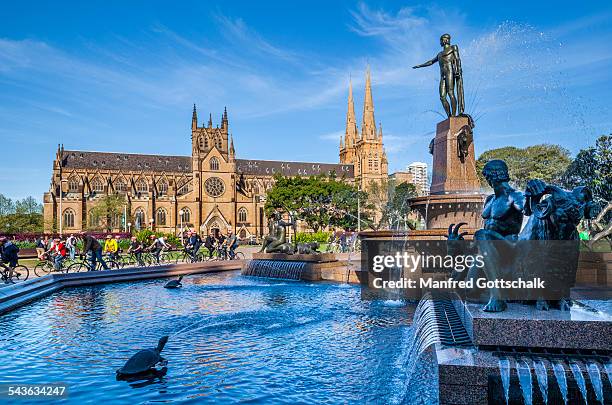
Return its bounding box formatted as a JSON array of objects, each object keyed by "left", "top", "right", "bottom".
[
  {"left": 569, "top": 361, "right": 588, "bottom": 404},
  {"left": 604, "top": 362, "right": 612, "bottom": 387},
  {"left": 586, "top": 362, "right": 604, "bottom": 404},
  {"left": 242, "top": 260, "right": 306, "bottom": 280},
  {"left": 515, "top": 358, "right": 533, "bottom": 405},
  {"left": 533, "top": 358, "right": 548, "bottom": 405},
  {"left": 390, "top": 295, "right": 441, "bottom": 404},
  {"left": 552, "top": 361, "right": 568, "bottom": 404},
  {"left": 498, "top": 357, "right": 512, "bottom": 405}
]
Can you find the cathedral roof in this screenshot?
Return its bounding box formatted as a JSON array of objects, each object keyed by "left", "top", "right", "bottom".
[
  {"left": 61, "top": 150, "right": 192, "bottom": 172},
  {"left": 59, "top": 150, "right": 354, "bottom": 178},
  {"left": 236, "top": 159, "right": 354, "bottom": 177}
]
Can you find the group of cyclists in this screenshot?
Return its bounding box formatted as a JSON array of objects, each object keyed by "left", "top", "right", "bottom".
[
  {"left": 0, "top": 228, "right": 242, "bottom": 284},
  {"left": 182, "top": 228, "right": 240, "bottom": 262}
]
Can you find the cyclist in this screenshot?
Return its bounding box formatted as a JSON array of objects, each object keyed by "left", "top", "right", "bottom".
[
  {"left": 225, "top": 229, "right": 239, "bottom": 259},
  {"left": 0, "top": 237, "right": 19, "bottom": 283},
  {"left": 80, "top": 232, "right": 109, "bottom": 270},
  {"left": 103, "top": 235, "right": 119, "bottom": 261},
  {"left": 47, "top": 237, "right": 67, "bottom": 271},
  {"left": 147, "top": 235, "right": 170, "bottom": 264},
  {"left": 65, "top": 234, "right": 77, "bottom": 260},
  {"left": 204, "top": 231, "right": 215, "bottom": 259},
  {"left": 216, "top": 231, "right": 226, "bottom": 259},
  {"left": 127, "top": 236, "right": 144, "bottom": 267},
  {"left": 186, "top": 231, "right": 201, "bottom": 261}
]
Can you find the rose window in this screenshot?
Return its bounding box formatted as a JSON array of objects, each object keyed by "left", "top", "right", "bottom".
[{"left": 205, "top": 177, "right": 225, "bottom": 197}]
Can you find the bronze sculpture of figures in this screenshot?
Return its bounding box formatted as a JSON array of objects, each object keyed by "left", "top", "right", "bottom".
[
  {"left": 449, "top": 160, "right": 596, "bottom": 312},
  {"left": 260, "top": 211, "right": 296, "bottom": 254},
  {"left": 413, "top": 33, "right": 465, "bottom": 117}
]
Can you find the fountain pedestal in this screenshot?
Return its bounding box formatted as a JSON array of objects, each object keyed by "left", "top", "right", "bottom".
[
  {"left": 435, "top": 300, "right": 612, "bottom": 404},
  {"left": 409, "top": 117, "right": 485, "bottom": 237},
  {"left": 243, "top": 253, "right": 366, "bottom": 283}
]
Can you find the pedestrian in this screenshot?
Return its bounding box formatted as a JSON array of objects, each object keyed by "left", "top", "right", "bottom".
[
  {"left": 35, "top": 236, "right": 46, "bottom": 259},
  {"left": 65, "top": 234, "right": 77, "bottom": 260}
]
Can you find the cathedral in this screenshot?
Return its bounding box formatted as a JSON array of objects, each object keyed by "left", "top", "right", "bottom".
[{"left": 43, "top": 69, "right": 387, "bottom": 237}]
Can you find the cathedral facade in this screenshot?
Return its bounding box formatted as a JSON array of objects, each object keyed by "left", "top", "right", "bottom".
[
  {"left": 339, "top": 68, "right": 388, "bottom": 191},
  {"left": 43, "top": 70, "right": 387, "bottom": 237}
]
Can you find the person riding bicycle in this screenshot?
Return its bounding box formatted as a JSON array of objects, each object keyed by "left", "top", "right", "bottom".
[
  {"left": 103, "top": 235, "right": 119, "bottom": 261},
  {"left": 186, "top": 231, "right": 201, "bottom": 261},
  {"left": 47, "top": 237, "right": 67, "bottom": 271},
  {"left": 225, "top": 229, "right": 239, "bottom": 259},
  {"left": 0, "top": 237, "right": 19, "bottom": 283},
  {"left": 80, "top": 232, "right": 109, "bottom": 270},
  {"left": 127, "top": 236, "right": 145, "bottom": 267},
  {"left": 204, "top": 231, "right": 216, "bottom": 259},
  {"left": 147, "top": 235, "right": 170, "bottom": 264}
]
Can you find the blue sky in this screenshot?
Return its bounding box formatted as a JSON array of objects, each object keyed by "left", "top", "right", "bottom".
[{"left": 1, "top": 1, "right": 611, "bottom": 200}]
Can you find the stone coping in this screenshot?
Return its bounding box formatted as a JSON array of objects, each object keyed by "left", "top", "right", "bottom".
[
  {"left": 0, "top": 261, "right": 242, "bottom": 315},
  {"left": 409, "top": 193, "right": 485, "bottom": 204},
  {"left": 455, "top": 300, "right": 612, "bottom": 351},
  {"left": 251, "top": 252, "right": 337, "bottom": 263}
]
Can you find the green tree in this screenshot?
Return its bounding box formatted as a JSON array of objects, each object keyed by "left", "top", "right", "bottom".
[
  {"left": 367, "top": 179, "right": 418, "bottom": 230},
  {"left": 477, "top": 144, "right": 572, "bottom": 190},
  {"left": 15, "top": 196, "right": 42, "bottom": 214},
  {"left": 88, "top": 194, "right": 127, "bottom": 232},
  {"left": 562, "top": 134, "right": 611, "bottom": 202},
  {"left": 0, "top": 194, "right": 15, "bottom": 216},
  {"left": 265, "top": 175, "right": 368, "bottom": 232}
]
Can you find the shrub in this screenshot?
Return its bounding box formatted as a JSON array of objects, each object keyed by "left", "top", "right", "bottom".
[{"left": 295, "top": 231, "right": 332, "bottom": 244}]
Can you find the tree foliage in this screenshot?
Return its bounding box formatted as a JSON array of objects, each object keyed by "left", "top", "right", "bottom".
[
  {"left": 367, "top": 179, "right": 418, "bottom": 230},
  {"left": 0, "top": 193, "right": 44, "bottom": 234},
  {"left": 476, "top": 144, "right": 572, "bottom": 190},
  {"left": 562, "top": 134, "right": 611, "bottom": 203},
  {"left": 264, "top": 175, "right": 369, "bottom": 232},
  {"left": 88, "top": 194, "right": 127, "bottom": 232}
]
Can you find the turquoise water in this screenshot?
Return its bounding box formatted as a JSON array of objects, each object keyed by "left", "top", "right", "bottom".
[{"left": 0, "top": 271, "right": 436, "bottom": 404}]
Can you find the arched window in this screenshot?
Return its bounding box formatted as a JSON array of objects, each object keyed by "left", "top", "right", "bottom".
[
  {"left": 91, "top": 178, "right": 104, "bottom": 193},
  {"left": 88, "top": 210, "right": 100, "bottom": 228},
  {"left": 134, "top": 208, "right": 145, "bottom": 230},
  {"left": 156, "top": 208, "right": 167, "bottom": 226},
  {"left": 209, "top": 157, "right": 219, "bottom": 171},
  {"left": 157, "top": 180, "right": 168, "bottom": 195},
  {"left": 63, "top": 209, "right": 75, "bottom": 228},
  {"left": 68, "top": 177, "right": 80, "bottom": 193},
  {"left": 115, "top": 179, "right": 127, "bottom": 192},
  {"left": 180, "top": 208, "right": 191, "bottom": 224},
  {"left": 238, "top": 207, "right": 247, "bottom": 223},
  {"left": 136, "top": 179, "right": 148, "bottom": 193}
]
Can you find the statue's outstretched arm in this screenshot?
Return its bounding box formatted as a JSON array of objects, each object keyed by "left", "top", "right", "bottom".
[{"left": 413, "top": 55, "right": 438, "bottom": 69}]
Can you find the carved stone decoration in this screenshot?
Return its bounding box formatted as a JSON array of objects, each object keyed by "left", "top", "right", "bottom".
[{"left": 204, "top": 177, "right": 225, "bottom": 197}]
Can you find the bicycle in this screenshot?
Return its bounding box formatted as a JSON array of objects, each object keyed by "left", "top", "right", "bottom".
[
  {"left": 1, "top": 261, "right": 29, "bottom": 284},
  {"left": 174, "top": 248, "right": 203, "bottom": 264},
  {"left": 33, "top": 253, "right": 73, "bottom": 277},
  {"left": 67, "top": 254, "right": 119, "bottom": 272}
]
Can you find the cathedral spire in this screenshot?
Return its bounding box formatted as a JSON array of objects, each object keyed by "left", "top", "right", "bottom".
[
  {"left": 361, "top": 66, "right": 376, "bottom": 140},
  {"left": 208, "top": 113, "right": 213, "bottom": 128},
  {"left": 192, "top": 104, "right": 198, "bottom": 130},
  {"left": 344, "top": 79, "right": 358, "bottom": 147},
  {"left": 229, "top": 133, "right": 235, "bottom": 161},
  {"left": 222, "top": 106, "right": 229, "bottom": 131}
]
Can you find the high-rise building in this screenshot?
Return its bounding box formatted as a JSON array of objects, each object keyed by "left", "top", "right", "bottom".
[{"left": 406, "top": 162, "right": 429, "bottom": 196}]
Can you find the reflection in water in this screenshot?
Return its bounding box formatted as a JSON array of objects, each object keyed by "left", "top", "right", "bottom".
[{"left": 0, "top": 271, "right": 436, "bottom": 404}]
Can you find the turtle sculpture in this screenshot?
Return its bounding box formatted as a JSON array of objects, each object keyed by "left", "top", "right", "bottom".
[
  {"left": 116, "top": 336, "right": 169, "bottom": 378},
  {"left": 164, "top": 275, "right": 183, "bottom": 289}
]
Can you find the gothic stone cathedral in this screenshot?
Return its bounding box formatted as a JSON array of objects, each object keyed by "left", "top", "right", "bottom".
[{"left": 43, "top": 69, "right": 387, "bottom": 237}]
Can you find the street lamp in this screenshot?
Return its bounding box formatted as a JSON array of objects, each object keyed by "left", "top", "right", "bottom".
[
  {"left": 178, "top": 209, "right": 184, "bottom": 244},
  {"left": 127, "top": 222, "right": 132, "bottom": 234},
  {"left": 149, "top": 218, "right": 154, "bottom": 231}
]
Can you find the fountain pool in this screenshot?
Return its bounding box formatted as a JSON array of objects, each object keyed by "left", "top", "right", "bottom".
[{"left": 0, "top": 271, "right": 437, "bottom": 404}]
